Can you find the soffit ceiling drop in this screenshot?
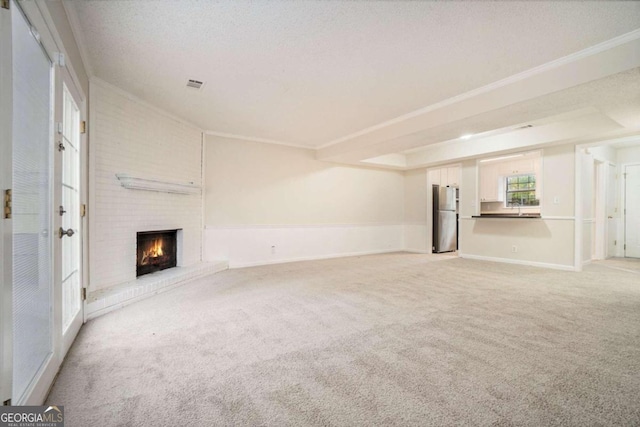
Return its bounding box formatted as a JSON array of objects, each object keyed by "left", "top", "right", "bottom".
[{"left": 67, "top": 1, "right": 640, "bottom": 158}]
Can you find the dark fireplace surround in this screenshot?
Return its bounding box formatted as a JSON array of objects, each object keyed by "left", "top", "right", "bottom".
[{"left": 136, "top": 230, "right": 179, "bottom": 277}]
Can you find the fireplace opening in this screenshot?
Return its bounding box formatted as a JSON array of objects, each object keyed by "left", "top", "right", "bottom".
[{"left": 136, "top": 230, "right": 178, "bottom": 277}]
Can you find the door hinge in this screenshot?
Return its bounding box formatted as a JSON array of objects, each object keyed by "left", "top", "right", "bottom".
[
  {"left": 1, "top": 0, "right": 9, "bottom": 10},
  {"left": 80, "top": 121, "right": 86, "bottom": 134},
  {"left": 80, "top": 204, "right": 86, "bottom": 217},
  {"left": 614, "top": 240, "right": 617, "bottom": 246},
  {"left": 624, "top": 244, "right": 626, "bottom": 250},
  {"left": 3, "top": 399, "right": 11, "bottom": 406},
  {"left": 56, "top": 52, "right": 65, "bottom": 67},
  {"left": 4, "top": 189, "right": 11, "bottom": 219},
  {"left": 81, "top": 288, "right": 87, "bottom": 301}
]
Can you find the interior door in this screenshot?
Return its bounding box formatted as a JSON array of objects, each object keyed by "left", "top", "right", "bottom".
[
  {"left": 624, "top": 164, "right": 640, "bottom": 258},
  {"left": 59, "top": 82, "right": 83, "bottom": 354},
  {"left": 606, "top": 163, "right": 618, "bottom": 258},
  {"left": 10, "top": 0, "right": 55, "bottom": 405}
]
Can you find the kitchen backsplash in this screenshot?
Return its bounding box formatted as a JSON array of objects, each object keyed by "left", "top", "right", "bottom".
[{"left": 480, "top": 201, "right": 540, "bottom": 214}]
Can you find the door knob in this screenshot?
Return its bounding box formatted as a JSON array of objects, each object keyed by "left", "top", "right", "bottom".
[
  {"left": 608, "top": 216, "right": 613, "bottom": 219},
  {"left": 58, "top": 227, "right": 74, "bottom": 238}
]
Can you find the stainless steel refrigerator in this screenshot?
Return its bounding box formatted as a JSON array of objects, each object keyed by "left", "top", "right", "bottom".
[{"left": 433, "top": 185, "right": 457, "bottom": 253}]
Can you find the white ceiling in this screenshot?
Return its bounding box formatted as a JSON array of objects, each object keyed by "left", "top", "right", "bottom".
[{"left": 66, "top": 1, "right": 640, "bottom": 164}]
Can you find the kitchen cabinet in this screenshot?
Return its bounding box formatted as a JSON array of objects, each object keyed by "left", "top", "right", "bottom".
[
  {"left": 499, "top": 157, "right": 535, "bottom": 176},
  {"left": 446, "top": 166, "right": 460, "bottom": 187},
  {"left": 479, "top": 163, "right": 504, "bottom": 202},
  {"left": 429, "top": 165, "right": 460, "bottom": 187}
]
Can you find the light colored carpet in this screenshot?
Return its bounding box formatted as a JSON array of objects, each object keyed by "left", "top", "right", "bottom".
[
  {"left": 593, "top": 256, "right": 640, "bottom": 274},
  {"left": 47, "top": 253, "right": 640, "bottom": 426}
]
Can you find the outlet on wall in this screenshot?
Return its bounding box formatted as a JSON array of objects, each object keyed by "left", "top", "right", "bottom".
[
  {"left": 511, "top": 245, "right": 518, "bottom": 253},
  {"left": 553, "top": 196, "right": 560, "bottom": 204},
  {"left": 271, "top": 245, "right": 276, "bottom": 254}
]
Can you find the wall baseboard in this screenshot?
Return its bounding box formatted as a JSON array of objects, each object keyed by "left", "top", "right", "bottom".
[
  {"left": 459, "top": 253, "right": 576, "bottom": 271},
  {"left": 229, "top": 248, "right": 404, "bottom": 269},
  {"left": 404, "top": 249, "right": 429, "bottom": 254}
]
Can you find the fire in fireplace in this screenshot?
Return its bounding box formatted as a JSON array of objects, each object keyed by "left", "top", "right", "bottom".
[{"left": 136, "top": 230, "right": 178, "bottom": 277}]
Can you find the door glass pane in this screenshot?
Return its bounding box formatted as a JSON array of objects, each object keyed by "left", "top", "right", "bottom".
[
  {"left": 61, "top": 84, "right": 81, "bottom": 332},
  {"left": 11, "top": 3, "right": 53, "bottom": 402}
]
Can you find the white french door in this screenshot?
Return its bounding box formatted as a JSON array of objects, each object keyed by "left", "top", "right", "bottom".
[
  {"left": 10, "top": 0, "right": 55, "bottom": 405},
  {"left": 0, "top": 0, "right": 13, "bottom": 406},
  {"left": 1, "top": 0, "right": 86, "bottom": 405},
  {"left": 59, "top": 81, "right": 83, "bottom": 354},
  {"left": 624, "top": 164, "right": 640, "bottom": 258}
]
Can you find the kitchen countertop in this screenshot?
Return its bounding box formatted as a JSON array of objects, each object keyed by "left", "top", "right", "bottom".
[{"left": 473, "top": 213, "right": 541, "bottom": 219}]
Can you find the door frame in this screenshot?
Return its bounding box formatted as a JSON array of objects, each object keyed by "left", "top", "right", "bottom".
[
  {"left": 623, "top": 162, "right": 640, "bottom": 258},
  {"left": 593, "top": 159, "right": 606, "bottom": 260},
  {"left": 605, "top": 162, "right": 619, "bottom": 258}
]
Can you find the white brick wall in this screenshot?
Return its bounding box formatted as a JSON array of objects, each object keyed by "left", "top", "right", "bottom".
[{"left": 89, "top": 79, "right": 203, "bottom": 291}]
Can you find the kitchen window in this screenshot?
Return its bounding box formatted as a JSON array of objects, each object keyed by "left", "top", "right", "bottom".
[{"left": 505, "top": 174, "right": 539, "bottom": 206}]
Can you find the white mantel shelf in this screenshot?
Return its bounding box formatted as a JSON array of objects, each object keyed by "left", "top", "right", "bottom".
[{"left": 116, "top": 174, "right": 201, "bottom": 195}]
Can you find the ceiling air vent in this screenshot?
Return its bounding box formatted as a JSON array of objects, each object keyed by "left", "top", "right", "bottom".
[{"left": 186, "top": 79, "right": 204, "bottom": 90}]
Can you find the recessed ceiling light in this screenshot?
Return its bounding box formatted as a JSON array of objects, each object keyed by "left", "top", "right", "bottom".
[{"left": 460, "top": 134, "right": 474, "bottom": 140}]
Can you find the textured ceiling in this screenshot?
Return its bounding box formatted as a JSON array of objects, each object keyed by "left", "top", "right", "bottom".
[{"left": 68, "top": 1, "right": 640, "bottom": 148}]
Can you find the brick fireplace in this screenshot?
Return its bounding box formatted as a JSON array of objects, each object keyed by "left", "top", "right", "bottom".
[{"left": 89, "top": 80, "right": 203, "bottom": 291}]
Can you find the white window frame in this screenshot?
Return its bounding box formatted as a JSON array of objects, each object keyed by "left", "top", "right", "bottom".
[{"left": 504, "top": 173, "right": 540, "bottom": 209}]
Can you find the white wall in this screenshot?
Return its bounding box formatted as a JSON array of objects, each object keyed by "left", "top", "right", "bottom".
[
  {"left": 89, "top": 79, "right": 203, "bottom": 291},
  {"left": 204, "top": 136, "right": 404, "bottom": 267},
  {"left": 579, "top": 149, "right": 594, "bottom": 263},
  {"left": 616, "top": 145, "right": 640, "bottom": 164},
  {"left": 403, "top": 168, "right": 429, "bottom": 253},
  {"left": 459, "top": 144, "right": 576, "bottom": 270}
]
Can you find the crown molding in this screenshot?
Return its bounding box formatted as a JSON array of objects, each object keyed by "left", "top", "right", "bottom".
[
  {"left": 61, "top": 0, "right": 93, "bottom": 78},
  {"left": 317, "top": 29, "right": 640, "bottom": 150},
  {"left": 204, "top": 131, "right": 313, "bottom": 150}
]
